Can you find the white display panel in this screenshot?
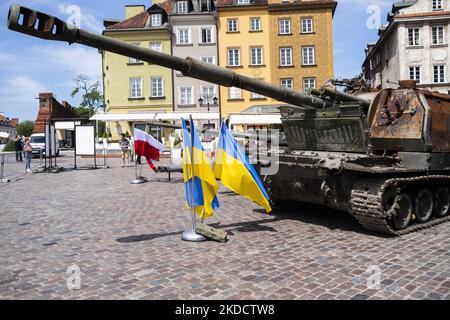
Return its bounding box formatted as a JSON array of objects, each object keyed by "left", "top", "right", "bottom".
[
  {"left": 45, "top": 124, "right": 56, "bottom": 157},
  {"left": 75, "top": 126, "right": 95, "bottom": 156},
  {"left": 55, "top": 121, "right": 81, "bottom": 130}
]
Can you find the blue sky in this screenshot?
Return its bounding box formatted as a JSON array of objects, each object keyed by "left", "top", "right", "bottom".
[{"left": 0, "top": 0, "right": 393, "bottom": 121}]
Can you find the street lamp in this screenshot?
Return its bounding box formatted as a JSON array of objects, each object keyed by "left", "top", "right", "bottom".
[{"left": 198, "top": 94, "right": 218, "bottom": 129}]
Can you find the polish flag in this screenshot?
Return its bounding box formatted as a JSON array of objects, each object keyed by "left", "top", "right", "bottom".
[{"left": 134, "top": 128, "right": 164, "bottom": 171}]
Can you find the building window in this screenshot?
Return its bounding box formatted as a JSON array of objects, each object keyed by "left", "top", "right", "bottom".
[
  {"left": 303, "top": 78, "right": 316, "bottom": 92},
  {"left": 201, "top": 86, "right": 216, "bottom": 101},
  {"left": 177, "top": 28, "right": 191, "bottom": 44},
  {"left": 250, "top": 17, "right": 261, "bottom": 31},
  {"left": 432, "top": 26, "right": 445, "bottom": 44},
  {"left": 228, "top": 48, "right": 240, "bottom": 66},
  {"left": 279, "top": 19, "right": 291, "bottom": 34},
  {"left": 434, "top": 65, "right": 446, "bottom": 83},
  {"left": 252, "top": 91, "right": 265, "bottom": 99},
  {"left": 151, "top": 77, "right": 163, "bottom": 97},
  {"left": 409, "top": 66, "right": 421, "bottom": 84},
  {"left": 200, "top": 56, "right": 215, "bottom": 64},
  {"left": 227, "top": 19, "right": 238, "bottom": 32},
  {"left": 200, "top": 27, "right": 213, "bottom": 43},
  {"left": 128, "top": 43, "right": 141, "bottom": 64},
  {"left": 280, "top": 47, "right": 293, "bottom": 66},
  {"left": 433, "top": 0, "right": 444, "bottom": 11},
  {"left": 408, "top": 28, "right": 420, "bottom": 46},
  {"left": 229, "top": 87, "right": 242, "bottom": 100},
  {"left": 281, "top": 78, "right": 294, "bottom": 89},
  {"left": 179, "top": 86, "right": 194, "bottom": 105},
  {"left": 237, "top": 0, "right": 250, "bottom": 3},
  {"left": 301, "top": 18, "right": 313, "bottom": 33},
  {"left": 250, "top": 47, "right": 263, "bottom": 65},
  {"left": 302, "top": 46, "right": 315, "bottom": 65},
  {"left": 129, "top": 78, "right": 143, "bottom": 98},
  {"left": 151, "top": 14, "right": 162, "bottom": 27},
  {"left": 150, "top": 41, "right": 162, "bottom": 52},
  {"left": 177, "top": 1, "right": 188, "bottom": 13}
]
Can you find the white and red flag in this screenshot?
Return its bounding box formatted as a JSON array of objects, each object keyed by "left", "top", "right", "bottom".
[{"left": 134, "top": 128, "right": 164, "bottom": 171}]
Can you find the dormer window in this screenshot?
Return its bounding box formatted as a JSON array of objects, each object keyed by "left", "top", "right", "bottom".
[
  {"left": 177, "top": 1, "right": 188, "bottom": 14},
  {"left": 151, "top": 14, "right": 162, "bottom": 27},
  {"left": 237, "top": 0, "right": 250, "bottom": 4},
  {"left": 433, "top": 0, "right": 444, "bottom": 11}
]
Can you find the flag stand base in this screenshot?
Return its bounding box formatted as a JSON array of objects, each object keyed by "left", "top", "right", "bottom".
[
  {"left": 130, "top": 178, "right": 145, "bottom": 184},
  {"left": 131, "top": 162, "right": 145, "bottom": 184},
  {"left": 181, "top": 230, "right": 206, "bottom": 242}
]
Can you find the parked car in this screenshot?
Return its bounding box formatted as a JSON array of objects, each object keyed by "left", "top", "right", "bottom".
[{"left": 29, "top": 133, "right": 59, "bottom": 157}]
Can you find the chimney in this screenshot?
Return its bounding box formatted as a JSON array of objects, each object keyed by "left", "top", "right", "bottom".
[
  {"left": 62, "top": 101, "right": 71, "bottom": 109},
  {"left": 125, "top": 5, "right": 145, "bottom": 19}
]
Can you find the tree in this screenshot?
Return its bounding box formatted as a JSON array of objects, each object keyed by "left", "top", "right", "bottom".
[
  {"left": 16, "top": 120, "right": 34, "bottom": 137},
  {"left": 71, "top": 74, "right": 104, "bottom": 113},
  {"left": 71, "top": 74, "right": 105, "bottom": 135}
]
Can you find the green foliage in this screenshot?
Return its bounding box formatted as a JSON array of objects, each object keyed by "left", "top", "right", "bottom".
[
  {"left": 125, "top": 131, "right": 131, "bottom": 138},
  {"left": 3, "top": 140, "right": 15, "bottom": 152},
  {"left": 16, "top": 120, "right": 34, "bottom": 137},
  {"left": 71, "top": 74, "right": 105, "bottom": 118}
]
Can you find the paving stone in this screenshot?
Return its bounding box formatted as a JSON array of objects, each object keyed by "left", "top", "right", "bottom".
[{"left": 1, "top": 153, "right": 450, "bottom": 299}]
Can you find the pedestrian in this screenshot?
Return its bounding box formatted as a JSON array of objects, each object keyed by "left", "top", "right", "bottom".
[
  {"left": 119, "top": 133, "right": 130, "bottom": 167},
  {"left": 23, "top": 137, "right": 33, "bottom": 174},
  {"left": 14, "top": 135, "right": 23, "bottom": 162}
]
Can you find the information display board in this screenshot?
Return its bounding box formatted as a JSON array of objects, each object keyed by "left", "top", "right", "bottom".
[
  {"left": 45, "top": 123, "right": 56, "bottom": 157},
  {"left": 75, "top": 125, "right": 95, "bottom": 156}
]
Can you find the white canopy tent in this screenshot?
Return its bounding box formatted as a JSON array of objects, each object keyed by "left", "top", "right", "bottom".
[
  {"left": 89, "top": 112, "right": 220, "bottom": 122},
  {"left": 228, "top": 114, "right": 281, "bottom": 125}
]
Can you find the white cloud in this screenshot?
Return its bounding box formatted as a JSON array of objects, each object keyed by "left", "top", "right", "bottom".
[
  {"left": 57, "top": 3, "right": 104, "bottom": 34},
  {"left": 0, "top": 75, "right": 49, "bottom": 106},
  {"left": 32, "top": 44, "right": 102, "bottom": 80}
]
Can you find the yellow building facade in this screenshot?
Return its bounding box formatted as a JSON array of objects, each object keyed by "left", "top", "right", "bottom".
[
  {"left": 217, "top": 2, "right": 273, "bottom": 114},
  {"left": 268, "top": 0, "right": 336, "bottom": 93},
  {"left": 217, "top": 0, "right": 336, "bottom": 115},
  {"left": 102, "top": 4, "right": 173, "bottom": 139}
]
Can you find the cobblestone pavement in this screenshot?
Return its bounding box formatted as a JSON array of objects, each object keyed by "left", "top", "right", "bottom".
[{"left": 1, "top": 151, "right": 450, "bottom": 300}]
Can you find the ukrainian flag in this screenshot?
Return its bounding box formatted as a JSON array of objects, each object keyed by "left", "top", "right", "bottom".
[
  {"left": 213, "top": 122, "right": 272, "bottom": 213},
  {"left": 182, "top": 119, "right": 219, "bottom": 219}
]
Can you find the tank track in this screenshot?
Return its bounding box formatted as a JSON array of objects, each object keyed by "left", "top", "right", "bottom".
[{"left": 350, "top": 175, "right": 450, "bottom": 236}]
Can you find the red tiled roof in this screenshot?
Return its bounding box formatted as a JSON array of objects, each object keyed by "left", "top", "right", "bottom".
[
  {"left": 107, "top": 0, "right": 174, "bottom": 30},
  {"left": 159, "top": 0, "right": 175, "bottom": 12},
  {"left": 396, "top": 11, "right": 450, "bottom": 18},
  {"left": 107, "top": 10, "right": 149, "bottom": 30}
]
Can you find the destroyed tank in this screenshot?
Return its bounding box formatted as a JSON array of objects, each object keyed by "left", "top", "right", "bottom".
[{"left": 7, "top": 5, "right": 450, "bottom": 235}]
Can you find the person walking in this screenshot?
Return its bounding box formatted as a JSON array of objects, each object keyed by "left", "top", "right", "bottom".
[
  {"left": 23, "top": 137, "right": 32, "bottom": 174},
  {"left": 119, "top": 133, "right": 130, "bottom": 167},
  {"left": 14, "top": 135, "right": 23, "bottom": 162}
]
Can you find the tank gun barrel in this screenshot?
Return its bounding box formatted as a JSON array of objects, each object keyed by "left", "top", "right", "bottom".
[
  {"left": 7, "top": 4, "right": 331, "bottom": 109},
  {"left": 310, "top": 88, "right": 370, "bottom": 108}
]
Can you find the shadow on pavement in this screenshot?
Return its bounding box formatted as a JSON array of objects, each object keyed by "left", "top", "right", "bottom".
[{"left": 116, "top": 201, "right": 382, "bottom": 244}]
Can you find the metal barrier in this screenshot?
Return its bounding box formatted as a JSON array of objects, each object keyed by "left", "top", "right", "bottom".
[
  {"left": 0, "top": 151, "right": 41, "bottom": 183},
  {"left": 1, "top": 152, "right": 15, "bottom": 183}
]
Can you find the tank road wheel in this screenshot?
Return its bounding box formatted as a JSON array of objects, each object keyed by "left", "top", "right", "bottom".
[
  {"left": 414, "top": 189, "right": 434, "bottom": 223},
  {"left": 434, "top": 188, "right": 450, "bottom": 218},
  {"left": 391, "top": 193, "right": 413, "bottom": 231}
]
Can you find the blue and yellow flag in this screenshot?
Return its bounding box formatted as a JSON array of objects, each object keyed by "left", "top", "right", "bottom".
[
  {"left": 213, "top": 122, "right": 272, "bottom": 213},
  {"left": 182, "top": 119, "right": 219, "bottom": 219}
]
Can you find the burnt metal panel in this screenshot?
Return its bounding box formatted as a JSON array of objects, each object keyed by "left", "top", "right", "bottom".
[
  {"left": 282, "top": 117, "right": 367, "bottom": 153},
  {"left": 369, "top": 89, "right": 426, "bottom": 152},
  {"left": 424, "top": 92, "right": 450, "bottom": 152}
]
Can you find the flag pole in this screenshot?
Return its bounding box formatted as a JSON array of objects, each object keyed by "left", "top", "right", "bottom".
[{"left": 181, "top": 116, "right": 206, "bottom": 242}]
